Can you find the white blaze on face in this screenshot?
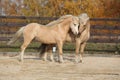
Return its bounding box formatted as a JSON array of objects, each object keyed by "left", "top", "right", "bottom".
[
  {"left": 80, "top": 17, "right": 89, "bottom": 27},
  {"left": 74, "top": 23, "right": 79, "bottom": 34},
  {"left": 70, "top": 16, "right": 79, "bottom": 35},
  {"left": 70, "top": 23, "right": 79, "bottom": 35},
  {"left": 78, "top": 13, "right": 90, "bottom": 33},
  {"left": 79, "top": 13, "right": 89, "bottom": 24}
]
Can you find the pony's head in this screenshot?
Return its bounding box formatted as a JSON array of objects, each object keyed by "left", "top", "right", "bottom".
[
  {"left": 70, "top": 16, "right": 79, "bottom": 35},
  {"left": 49, "top": 15, "right": 79, "bottom": 35},
  {"left": 78, "top": 13, "right": 90, "bottom": 33}
]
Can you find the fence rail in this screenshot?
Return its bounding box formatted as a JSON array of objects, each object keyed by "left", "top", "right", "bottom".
[
  {"left": 0, "top": 16, "right": 58, "bottom": 20},
  {"left": 0, "top": 15, "right": 120, "bottom": 21}
]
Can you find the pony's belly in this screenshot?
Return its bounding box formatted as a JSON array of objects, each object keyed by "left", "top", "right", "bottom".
[
  {"left": 35, "top": 37, "right": 56, "bottom": 44},
  {"left": 66, "top": 38, "right": 75, "bottom": 42},
  {"left": 66, "top": 35, "right": 75, "bottom": 42}
]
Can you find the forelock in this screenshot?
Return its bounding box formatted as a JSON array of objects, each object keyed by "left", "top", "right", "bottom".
[{"left": 78, "top": 13, "right": 89, "bottom": 21}]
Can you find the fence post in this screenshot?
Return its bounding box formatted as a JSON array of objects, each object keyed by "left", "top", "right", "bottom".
[{"left": 115, "top": 36, "right": 120, "bottom": 54}]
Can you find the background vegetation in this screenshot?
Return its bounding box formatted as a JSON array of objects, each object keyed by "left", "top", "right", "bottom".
[{"left": 0, "top": 0, "right": 120, "bottom": 18}]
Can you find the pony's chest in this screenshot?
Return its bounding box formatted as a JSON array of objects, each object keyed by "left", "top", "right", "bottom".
[
  {"left": 81, "top": 33, "right": 90, "bottom": 42},
  {"left": 75, "top": 31, "right": 90, "bottom": 43}
]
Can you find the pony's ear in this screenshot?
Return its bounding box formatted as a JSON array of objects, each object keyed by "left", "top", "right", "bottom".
[
  {"left": 86, "top": 17, "right": 90, "bottom": 21},
  {"left": 72, "top": 16, "right": 79, "bottom": 22},
  {"left": 78, "top": 13, "right": 89, "bottom": 22}
]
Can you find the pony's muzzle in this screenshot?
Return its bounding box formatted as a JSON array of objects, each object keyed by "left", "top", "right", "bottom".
[{"left": 75, "top": 31, "right": 79, "bottom": 35}]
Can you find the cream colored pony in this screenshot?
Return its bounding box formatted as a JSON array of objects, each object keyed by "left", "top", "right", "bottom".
[
  {"left": 8, "top": 15, "right": 79, "bottom": 63},
  {"left": 39, "top": 13, "right": 90, "bottom": 63}
]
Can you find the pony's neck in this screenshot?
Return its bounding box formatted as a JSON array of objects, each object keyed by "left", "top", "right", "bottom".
[
  {"left": 85, "top": 21, "right": 90, "bottom": 32},
  {"left": 59, "top": 18, "right": 72, "bottom": 33}
]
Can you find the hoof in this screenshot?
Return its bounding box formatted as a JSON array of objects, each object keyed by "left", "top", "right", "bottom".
[
  {"left": 50, "top": 59, "right": 55, "bottom": 62},
  {"left": 75, "top": 55, "right": 80, "bottom": 63},
  {"left": 58, "top": 60, "right": 64, "bottom": 63},
  {"left": 58, "top": 55, "right": 64, "bottom": 63},
  {"left": 79, "top": 60, "right": 83, "bottom": 63},
  {"left": 42, "top": 58, "right": 47, "bottom": 62},
  {"left": 75, "top": 59, "right": 83, "bottom": 63},
  {"left": 75, "top": 58, "right": 79, "bottom": 63},
  {"left": 18, "top": 58, "right": 23, "bottom": 62}
]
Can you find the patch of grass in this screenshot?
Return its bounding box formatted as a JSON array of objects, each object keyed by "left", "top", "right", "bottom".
[
  {"left": 0, "top": 41, "right": 40, "bottom": 52},
  {"left": 64, "top": 43, "right": 120, "bottom": 53},
  {"left": 0, "top": 41, "right": 120, "bottom": 54}
]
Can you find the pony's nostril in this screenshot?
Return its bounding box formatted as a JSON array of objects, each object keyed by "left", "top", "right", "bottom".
[
  {"left": 75, "top": 32, "right": 78, "bottom": 35},
  {"left": 76, "top": 31, "right": 78, "bottom": 34}
]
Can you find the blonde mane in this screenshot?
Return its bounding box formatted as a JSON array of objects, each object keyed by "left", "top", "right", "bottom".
[
  {"left": 78, "top": 13, "right": 89, "bottom": 22},
  {"left": 46, "top": 15, "right": 73, "bottom": 27}
]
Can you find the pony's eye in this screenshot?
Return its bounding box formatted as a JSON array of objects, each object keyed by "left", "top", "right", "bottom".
[
  {"left": 74, "top": 24, "right": 76, "bottom": 26},
  {"left": 78, "top": 25, "right": 80, "bottom": 28}
]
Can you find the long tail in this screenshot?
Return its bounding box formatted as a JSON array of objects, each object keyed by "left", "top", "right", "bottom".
[{"left": 7, "top": 27, "right": 25, "bottom": 45}]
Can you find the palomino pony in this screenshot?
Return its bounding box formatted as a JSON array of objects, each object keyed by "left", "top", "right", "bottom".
[
  {"left": 8, "top": 15, "right": 79, "bottom": 63},
  {"left": 39, "top": 13, "right": 90, "bottom": 63}
]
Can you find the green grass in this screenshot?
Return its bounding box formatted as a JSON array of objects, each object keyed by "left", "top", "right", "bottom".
[
  {"left": 64, "top": 43, "right": 120, "bottom": 52},
  {"left": 0, "top": 41, "right": 120, "bottom": 54},
  {"left": 0, "top": 41, "right": 40, "bottom": 52}
]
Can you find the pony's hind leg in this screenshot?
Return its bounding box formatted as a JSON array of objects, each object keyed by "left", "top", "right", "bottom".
[
  {"left": 20, "top": 41, "right": 30, "bottom": 62},
  {"left": 20, "top": 44, "right": 25, "bottom": 62},
  {"left": 19, "top": 37, "right": 34, "bottom": 62}
]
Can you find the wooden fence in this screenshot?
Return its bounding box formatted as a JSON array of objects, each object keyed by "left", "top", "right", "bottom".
[{"left": 0, "top": 16, "right": 120, "bottom": 52}]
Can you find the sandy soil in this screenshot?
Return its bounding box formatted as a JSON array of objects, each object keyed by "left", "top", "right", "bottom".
[{"left": 0, "top": 53, "right": 120, "bottom": 80}]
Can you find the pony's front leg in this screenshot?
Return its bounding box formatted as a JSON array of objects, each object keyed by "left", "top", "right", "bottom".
[
  {"left": 75, "top": 40, "right": 80, "bottom": 63},
  {"left": 20, "top": 37, "right": 33, "bottom": 62},
  {"left": 57, "top": 42, "right": 64, "bottom": 63},
  {"left": 80, "top": 42, "right": 86, "bottom": 63}
]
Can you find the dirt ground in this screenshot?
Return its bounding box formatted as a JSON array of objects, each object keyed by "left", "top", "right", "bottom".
[{"left": 0, "top": 53, "right": 120, "bottom": 80}]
